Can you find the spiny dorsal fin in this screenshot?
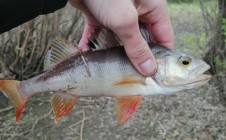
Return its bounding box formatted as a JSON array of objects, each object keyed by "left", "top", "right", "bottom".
[
  {"left": 51, "top": 93, "right": 79, "bottom": 122},
  {"left": 115, "top": 96, "right": 142, "bottom": 124},
  {"left": 139, "top": 23, "right": 154, "bottom": 44},
  {"left": 44, "top": 38, "right": 79, "bottom": 70},
  {"left": 89, "top": 29, "right": 122, "bottom": 50},
  {"left": 89, "top": 24, "right": 153, "bottom": 50}
]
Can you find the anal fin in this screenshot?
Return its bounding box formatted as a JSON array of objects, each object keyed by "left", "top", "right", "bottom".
[
  {"left": 116, "top": 96, "right": 142, "bottom": 124},
  {"left": 51, "top": 93, "right": 79, "bottom": 122}
]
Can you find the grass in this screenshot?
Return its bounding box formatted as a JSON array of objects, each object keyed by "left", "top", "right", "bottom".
[
  {"left": 168, "top": 2, "right": 209, "bottom": 56},
  {"left": 168, "top": 2, "right": 201, "bottom": 14}
]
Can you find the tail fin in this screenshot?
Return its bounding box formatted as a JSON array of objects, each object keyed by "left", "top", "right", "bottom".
[{"left": 0, "top": 80, "right": 28, "bottom": 123}]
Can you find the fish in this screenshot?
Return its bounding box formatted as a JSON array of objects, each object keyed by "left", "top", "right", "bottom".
[{"left": 0, "top": 28, "right": 211, "bottom": 124}]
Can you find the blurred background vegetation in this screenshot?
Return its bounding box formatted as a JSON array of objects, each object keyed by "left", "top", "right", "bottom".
[{"left": 0, "top": 0, "right": 226, "bottom": 140}]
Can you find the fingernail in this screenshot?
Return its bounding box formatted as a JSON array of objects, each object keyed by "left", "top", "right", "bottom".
[{"left": 139, "top": 59, "right": 155, "bottom": 75}]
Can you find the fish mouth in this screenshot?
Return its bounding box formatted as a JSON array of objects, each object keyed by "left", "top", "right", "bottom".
[
  {"left": 185, "top": 74, "right": 212, "bottom": 86},
  {"left": 167, "top": 74, "right": 212, "bottom": 87},
  {"left": 169, "top": 64, "right": 212, "bottom": 87},
  {"left": 186, "top": 64, "right": 212, "bottom": 86},
  {"left": 154, "top": 62, "right": 212, "bottom": 88}
]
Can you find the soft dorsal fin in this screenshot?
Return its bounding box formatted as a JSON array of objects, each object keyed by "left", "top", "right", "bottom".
[
  {"left": 44, "top": 38, "right": 79, "bottom": 70},
  {"left": 115, "top": 96, "right": 142, "bottom": 124},
  {"left": 51, "top": 93, "right": 79, "bottom": 122}
]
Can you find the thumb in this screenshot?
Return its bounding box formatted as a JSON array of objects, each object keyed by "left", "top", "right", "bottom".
[{"left": 113, "top": 22, "right": 157, "bottom": 76}]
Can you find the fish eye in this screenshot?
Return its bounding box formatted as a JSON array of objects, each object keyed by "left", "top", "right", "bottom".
[{"left": 179, "top": 56, "right": 192, "bottom": 66}]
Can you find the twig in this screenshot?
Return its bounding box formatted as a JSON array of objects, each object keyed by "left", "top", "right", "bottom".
[
  {"left": 0, "top": 53, "right": 11, "bottom": 79},
  {"left": 0, "top": 106, "right": 13, "bottom": 113},
  {"left": 69, "top": 113, "right": 92, "bottom": 129},
  {"left": 31, "top": 109, "right": 52, "bottom": 133},
  {"left": 80, "top": 110, "right": 85, "bottom": 140},
  {"left": 69, "top": 110, "right": 95, "bottom": 139},
  {"left": 158, "top": 121, "right": 166, "bottom": 136}
]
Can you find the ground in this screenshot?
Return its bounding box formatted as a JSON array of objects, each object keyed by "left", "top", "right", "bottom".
[{"left": 0, "top": 2, "right": 225, "bottom": 140}]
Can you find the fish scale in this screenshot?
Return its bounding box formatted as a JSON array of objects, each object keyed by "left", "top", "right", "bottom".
[{"left": 85, "top": 47, "right": 137, "bottom": 78}]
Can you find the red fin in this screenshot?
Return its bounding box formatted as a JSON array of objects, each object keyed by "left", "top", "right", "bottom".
[
  {"left": 16, "top": 99, "right": 27, "bottom": 123},
  {"left": 51, "top": 93, "right": 79, "bottom": 122},
  {"left": 116, "top": 96, "right": 142, "bottom": 124},
  {"left": 113, "top": 76, "right": 144, "bottom": 85},
  {"left": 0, "top": 80, "right": 27, "bottom": 123}
]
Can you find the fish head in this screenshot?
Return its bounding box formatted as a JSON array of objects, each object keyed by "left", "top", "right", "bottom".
[{"left": 154, "top": 50, "right": 211, "bottom": 90}]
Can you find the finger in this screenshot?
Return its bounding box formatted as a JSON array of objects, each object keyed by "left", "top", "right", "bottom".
[
  {"left": 69, "top": 0, "right": 91, "bottom": 16},
  {"left": 124, "top": 33, "right": 157, "bottom": 76},
  {"left": 110, "top": 6, "right": 157, "bottom": 76},
  {"left": 69, "top": 0, "right": 101, "bottom": 51},
  {"left": 146, "top": 17, "right": 174, "bottom": 49},
  {"left": 78, "top": 14, "right": 101, "bottom": 51},
  {"left": 139, "top": 0, "right": 175, "bottom": 49},
  {"left": 78, "top": 23, "right": 94, "bottom": 51}
]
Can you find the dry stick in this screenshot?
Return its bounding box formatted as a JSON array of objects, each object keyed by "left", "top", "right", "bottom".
[
  {"left": 0, "top": 106, "right": 13, "bottom": 113},
  {"left": 8, "top": 108, "right": 51, "bottom": 140},
  {"left": 0, "top": 54, "right": 11, "bottom": 79},
  {"left": 23, "top": 39, "right": 37, "bottom": 73},
  {"left": 31, "top": 109, "right": 52, "bottom": 133},
  {"left": 9, "top": 28, "right": 22, "bottom": 70},
  {"left": 0, "top": 133, "right": 22, "bottom": 136},
  {"left": 17, "top": 109, "right": 53, "bottom": 140},
  {"left": 69, "top": 110, "right": 94, "bottom": 138},
  {"left": 0, "top": 125, "right": 22, "bottom": 140},
  {"left": 80, "top": 109, "right": 85, "bottom": 140},
  {"left": 69, "top": 112, "right": 89, "bottom": 129},
  {"left": 65, "top": 11, "right": 81, "bottom": 39},
  {"left": 31, "top": 98, "right": 50, "bottom": 103},
  {"left": 158, "top": 121, "right": 166, "bottom": 136},
  {"left": 19, "top": 28, "right": 30, "bottom": 58}
]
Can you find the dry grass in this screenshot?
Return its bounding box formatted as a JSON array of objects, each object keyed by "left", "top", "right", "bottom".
[
  {"left": 0, "top": 2, "right": 225, "bottom": 140},
  {"left": 0, "top": 5, "right": 83, "bottom": 80}
]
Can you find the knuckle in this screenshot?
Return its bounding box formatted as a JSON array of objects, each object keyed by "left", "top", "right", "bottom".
[{"left": 110, "top": 9, "right": 138, "bottom": 30}]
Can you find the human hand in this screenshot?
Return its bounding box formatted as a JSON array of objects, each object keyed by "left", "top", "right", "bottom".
[{"left": 69, "top": 0, "right": 174, "bottom": 76}]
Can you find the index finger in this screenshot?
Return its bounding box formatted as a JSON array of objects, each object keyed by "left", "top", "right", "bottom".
[
  {"left": 146, "top": 17, "right": 174, "bottom": 49},
  {"left": 140, "top": 0, "right": 174, "bottom": 49}
]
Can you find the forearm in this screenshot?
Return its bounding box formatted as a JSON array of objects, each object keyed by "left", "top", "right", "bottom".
[{"left": 0, "top": 0, "right": 68, "bottom": 33}]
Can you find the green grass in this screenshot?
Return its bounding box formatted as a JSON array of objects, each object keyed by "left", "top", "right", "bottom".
[
  {"left": 168, "top": 2, "right": 209, "bottom": 56},
  {"left": 168, "top": 2, "right": 201, "bottom": 14}
]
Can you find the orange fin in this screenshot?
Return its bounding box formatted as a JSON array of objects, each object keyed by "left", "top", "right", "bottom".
[
  {"left": 0, "top": 80, "right": 28, "bottom": 123},
  {"left": 51, "top": 93, "right": 79, "bottom": 122},
  {"left": 115, "top": 96, "right": 142, "bottom": 124},
  {"left": 113, "top": 76, "right": 144, "bottom": 85}
]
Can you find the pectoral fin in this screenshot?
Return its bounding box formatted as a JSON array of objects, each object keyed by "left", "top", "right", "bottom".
[
  {"left": 51, "top": 93, "right": 79, "bottom": 122},
  {"left": 115, "top": 96, "right": 142, "bottom": 124}
]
